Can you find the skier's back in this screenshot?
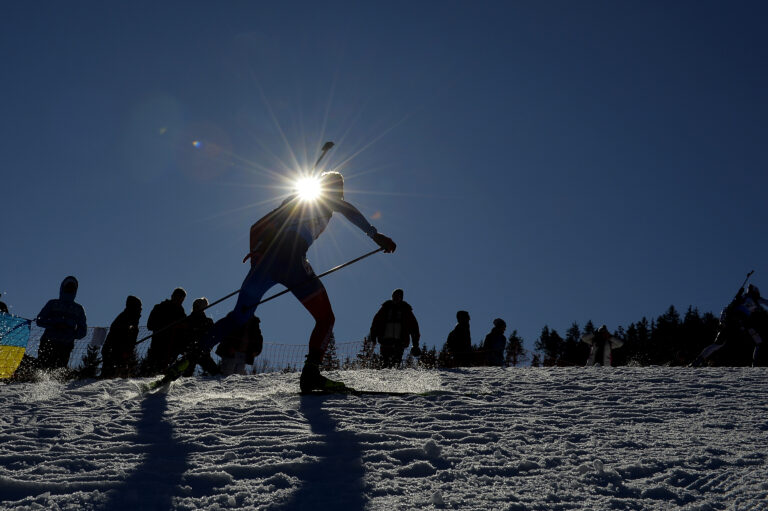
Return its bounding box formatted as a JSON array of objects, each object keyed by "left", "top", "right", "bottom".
[{"left": 202, "top": 171, "right": 396, "bottom": 391}]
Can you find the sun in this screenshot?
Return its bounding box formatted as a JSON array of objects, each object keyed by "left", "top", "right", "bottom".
[{"left": 295, "top": 175, "right": 322, "bottom": 201}]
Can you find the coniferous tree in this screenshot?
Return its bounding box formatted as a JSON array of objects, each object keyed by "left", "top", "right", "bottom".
[
  {"left": 651, "top": 305, "right": 682, "bottom": 365},
  {"left": 77, "top": 344, "right": 102, "bottom": 379},
  {"left": 356, "top": 335, "right": 381, "bottom": 369},
  {"left": 530, "top": 353, "right": 541, "bottom": 367},
  {"left": 611, "top": 325, "right": 629, "bottom": 365},
  {"left": 535, "top": 326, "right": 564, "bottom": 366},
  {"left": 418, "top": 346, "right": 438, "bottom": 369},
  {"left": 505, "top": 330, "right": 527, "bottom": 367},
  {"left": 321, "top": 333, "right": 341, "bottom": 371},
  {"left": 437, "top": 344, "right": 452, "bottom": 368},
  {"left": 562, "top": 322, "right": 588, "bottom": 366},
  {"left": 622, "top": 317, "right": 651, "bottom": 365},
  {"left": 680, "top": 307, "right": 720, "bottom": 365}
]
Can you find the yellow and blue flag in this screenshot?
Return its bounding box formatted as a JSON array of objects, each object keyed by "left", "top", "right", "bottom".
[{"left": 0, "top": 313, "right": 31, "bottom": 378}]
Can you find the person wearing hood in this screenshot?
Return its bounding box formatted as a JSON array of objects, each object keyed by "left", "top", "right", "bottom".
[
  {"left": 581, "top": 325, "right": 623, "bottom": 367},
  {"left": 36, "top": 276, "right": 88, "bottom": 370},
  {"left": 446, "top": 310, "right": 472, "bottom": 367},
  {"left": 101, "top": 296, "right": 142, "bottom": 378},
  {"left": 369, "top": 288, "right": 421, "bottom": 368},
  {"left": 482, "top": 318, "right": 507, "bottom": 367}
]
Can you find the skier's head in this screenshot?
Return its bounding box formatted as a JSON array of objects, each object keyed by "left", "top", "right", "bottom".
[
  {"left": 747, "top": 284, "right": 761, "bottom": 299},
  {"left": 125, "top": 295, "right": 142, "bottom": 313},
  {"left": 456, "top": 310, "right": 470, "bottom": 324},
  {"left": 392, "top": 288, "right": 404, "bottom": 302},
  {"left": 597, "top": 324, "right": 610, "bottom": 337},
  {"left": 320, "top": 171, "right": 344, "bottom": 201},
  {"left": 171, "top": 287, "right": 187, "bottom": 305},
  {"left": 493, "top": 318, "right": 506, "bottom": 331},
  {"left": 193, "top": 297, "right": 209, "bottom": 312}
]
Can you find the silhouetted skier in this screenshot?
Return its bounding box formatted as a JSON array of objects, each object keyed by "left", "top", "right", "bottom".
[
  {"left": 199, "top": 171, "right": 396, "bottom": 391},
  {"left": 36, "top": 276, "right": 87, "bottom": 370},
  {"left": 581, "top": 325, "right": 623, "bottom": 367},
  {"left": 101, "top": 296, "right": 142, "bottom": 378},
  {"left": 370, "top": 288, "right": 421, "bottom": 368},
  {"left": 692, "top": 284, "right": 768, "bottom": 367}
]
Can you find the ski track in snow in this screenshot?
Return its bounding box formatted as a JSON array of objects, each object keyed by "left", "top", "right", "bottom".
[{"left": 1, "top": 368, "right": 767, "bottom": 510}]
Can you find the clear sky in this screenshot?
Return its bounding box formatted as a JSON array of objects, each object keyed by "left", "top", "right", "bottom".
[{"left": 2, "top": 1, "right": 767, "bottom": 354}]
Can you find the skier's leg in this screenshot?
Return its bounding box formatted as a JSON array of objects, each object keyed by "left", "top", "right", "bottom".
[
  {"left": 285, "top": 261, "right": 345, "bottom": 391},
  {"left": 301, "top": 289, "right": 336, "bottom": 355}
]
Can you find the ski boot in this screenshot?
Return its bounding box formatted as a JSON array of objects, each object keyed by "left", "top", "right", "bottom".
[{"left": 300, "top": 352, "right": 347, "bottom": 393}]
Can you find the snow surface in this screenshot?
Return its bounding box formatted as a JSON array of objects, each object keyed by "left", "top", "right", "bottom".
[{"left": 1, "top": 367, "right": 767, "bottom": 510}]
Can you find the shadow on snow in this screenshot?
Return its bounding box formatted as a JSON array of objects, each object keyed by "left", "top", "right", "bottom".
[
  {"left": 273, "top": 394, "right": 367, "bottom": 511},
  {"left": 100, "top": 392, "right": 190, "bottom": 511}
]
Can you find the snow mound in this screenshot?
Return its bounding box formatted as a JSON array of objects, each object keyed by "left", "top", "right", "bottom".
[{"left": 1, "top": 367, "right": 766, "bottom": 510}]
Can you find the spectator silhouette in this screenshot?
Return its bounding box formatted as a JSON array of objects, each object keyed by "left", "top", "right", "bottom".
[
  {"left": 369, "top": 288, "right": 421, "bottom": 368},
  {"left": 482, "top": 318, "right": 507, "bottom": 366},
  {"left": 446, "top": 310, "right": 472, "bottom": 367},
  {"left": 0, "top": 293, "right": 8, "bottom": 314},
  {"left": 182, "top": 298, "right": 220, "bottom": 376},
  {"left": 581, "top": 325, "right": 623, "bottom": 366},
  {"left": 35, "top": 276, "right": 87, "bottom": 370},
  {"left": 101, "top": 296, "right": 142, "bottom": 378},
  {"left": 144, "top": 288, "right": 187, "bottom": 375},
  {"left": 216, "top": 315, "right": 263, "bottom": 376}
]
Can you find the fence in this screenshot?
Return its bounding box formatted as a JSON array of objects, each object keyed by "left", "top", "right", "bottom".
[{"left": 5, "top": 319, "right": 367, "bottom": 376}]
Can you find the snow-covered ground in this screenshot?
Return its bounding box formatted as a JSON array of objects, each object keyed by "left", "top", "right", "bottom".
[{"left": 1, "top": 367, "right": 767, "bottom": 510}]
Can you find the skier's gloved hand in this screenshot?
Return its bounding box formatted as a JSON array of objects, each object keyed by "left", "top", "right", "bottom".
[
  {"left": 372, "top": 233, "right": 396, "bottom": 253},
  {"left": 410, "top": 345, "right": 422, "bottom": 357}
]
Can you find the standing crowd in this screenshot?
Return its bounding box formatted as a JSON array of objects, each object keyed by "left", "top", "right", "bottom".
[{"left": 3, "top": 276, "right": 767, "bottom": 378}]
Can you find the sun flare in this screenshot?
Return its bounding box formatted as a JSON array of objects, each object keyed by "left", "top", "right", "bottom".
[{"left": 295, "top": 176, "right": 322, "bottom": 201}]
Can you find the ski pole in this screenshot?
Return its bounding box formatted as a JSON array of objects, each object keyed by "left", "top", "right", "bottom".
[
  {"left": 738, "top": 270, "right": 755, "bottom": 294},
  {"left": 134, "top": 247, "right": 384, "bottom": 346}
]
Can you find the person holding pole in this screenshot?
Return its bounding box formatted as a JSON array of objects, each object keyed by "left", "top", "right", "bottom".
[{"left": 197, "top": 169, "right": 396, "bottom": 392}]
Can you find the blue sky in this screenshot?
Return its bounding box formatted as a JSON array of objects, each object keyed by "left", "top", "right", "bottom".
[{"left": 2, "top": 1, "right": 767, "bottom": 354}]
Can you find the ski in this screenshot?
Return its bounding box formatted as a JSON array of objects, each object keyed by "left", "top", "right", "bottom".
[
  {"left": 141, "top": 358, "right": 190, "bottom": 393},
  {"left": 300, "top": 386, "right": 446, "bottom": 397}
]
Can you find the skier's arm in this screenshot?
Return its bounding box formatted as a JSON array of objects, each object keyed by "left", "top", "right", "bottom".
[{"left": 331, "top": 199, "right": 396, "bottom": 252}]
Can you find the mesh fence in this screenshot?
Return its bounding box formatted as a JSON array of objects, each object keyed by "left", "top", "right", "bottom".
[{"left": 19, "top": 323, "right": 365, "bottom": 375}]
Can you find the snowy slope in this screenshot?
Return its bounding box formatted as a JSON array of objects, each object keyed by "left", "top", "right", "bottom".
[{"left": 1, "top": 367, "right": 767, "bottom": 510}]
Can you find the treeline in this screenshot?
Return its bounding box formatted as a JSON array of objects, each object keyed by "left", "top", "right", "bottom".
[
  {"left": 532, "top": 305, "right": 721, "bottom": 367},
  {"left": 349, "top": 305, "right": 729, "bottom": 369}
]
